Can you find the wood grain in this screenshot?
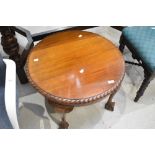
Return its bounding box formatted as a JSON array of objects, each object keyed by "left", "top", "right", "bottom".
[{"left": 26, "top": 30, "right": 125, "bottom": 105}]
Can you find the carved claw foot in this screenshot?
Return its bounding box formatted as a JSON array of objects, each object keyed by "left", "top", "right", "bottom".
[
  {"left": 59, "top": 117, "right": 69, "bottom": 129},
  {"left": 105, "top": 102, "right": 115, "bottom": 111}
]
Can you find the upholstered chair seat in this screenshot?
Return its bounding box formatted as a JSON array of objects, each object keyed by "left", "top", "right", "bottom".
[
  {"left": 119, "top": 26, "right": 155, "bottom": 101},
  {"left": 123, "top": 26, "right": 155, "bottom": 71}
]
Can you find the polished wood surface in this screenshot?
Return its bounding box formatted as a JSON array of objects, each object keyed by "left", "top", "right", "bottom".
[{"left": 27, "top": 30, "right": 125, "bottom": 102}]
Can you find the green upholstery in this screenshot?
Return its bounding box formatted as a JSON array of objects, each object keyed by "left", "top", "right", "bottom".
[{"left": 123, "top": 26, "right": 155, "bottom": 71}]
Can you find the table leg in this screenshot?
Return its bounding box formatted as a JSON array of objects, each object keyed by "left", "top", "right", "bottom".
[
  {"left": 105, "top": 90, "right": 117, "bottom": 111},
  {"left": 45, "top": 98, "right": 73, "bottom": 129},
  {"left": 59, "top": 113, "right": 69, "bottom": 129}
]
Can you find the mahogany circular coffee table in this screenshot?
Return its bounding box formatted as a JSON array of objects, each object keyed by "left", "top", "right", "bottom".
[{"left": 26, "top": 30, "right": 125, "bottom": 129}]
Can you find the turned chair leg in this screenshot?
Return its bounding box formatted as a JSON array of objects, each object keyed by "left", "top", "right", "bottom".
[
  {"left": 134, "top": 73, "right": 153, "bottom": 102},
  {"left": 119, "top": 35, "right": 125, "bottom": 53}
]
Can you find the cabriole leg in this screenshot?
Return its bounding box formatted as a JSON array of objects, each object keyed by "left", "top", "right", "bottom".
[
  {"left": 59, "top": 113, "right": 69, "bottom": 129},
  {"left": 45, "top": 98, "right": 73, "bottom": 129},
  {"left": 105, "top": 89, "right": 118, "bottom": 111}
]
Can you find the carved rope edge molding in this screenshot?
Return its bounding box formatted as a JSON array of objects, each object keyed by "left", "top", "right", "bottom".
[{"left": 25, "top": 53, "right": 125, "bottom": 107}]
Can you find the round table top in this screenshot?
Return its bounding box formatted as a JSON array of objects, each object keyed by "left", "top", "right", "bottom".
[{"left": 26, "top": 30, "right": 125, "bottom": 105}]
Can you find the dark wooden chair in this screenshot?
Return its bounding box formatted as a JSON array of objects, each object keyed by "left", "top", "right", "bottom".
[{"left": 119, "top": 26, "right": 155, "bottom": 102}]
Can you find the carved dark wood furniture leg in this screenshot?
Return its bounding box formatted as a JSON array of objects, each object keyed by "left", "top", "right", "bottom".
[
  {"left": 105, "top": 91, "right": 116, "bottom": 111},
  {"left": 46, "top": 98, "right": 73, "bottom": 129},
  {"left": 59, "top": 113, "right": 69, "bottom": 129},
  {"left": 105, "top": 87, "right": 119, "bottom": 111},
  {"left": 134, "top": 72, "right": 153, "bottom": 102},
  {"left": 0, "top": 26, "right": 28, "bottom": 84}
]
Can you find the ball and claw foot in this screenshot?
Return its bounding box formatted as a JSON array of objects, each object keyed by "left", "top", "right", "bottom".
[
  {"left": 105, "top": 102, "right": 115, "bottom": 111},
  {"left": 59, "top": 114, "right": 69, "bottom": 129}
]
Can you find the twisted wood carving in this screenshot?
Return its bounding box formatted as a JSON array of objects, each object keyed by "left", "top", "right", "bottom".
[
  {"left": 1, "top": 27, "right": 20, "bottom": 65},
  {"left": 25, "top": 61, "right": 124, "bottom": 107},
  {"left": 0, "top": 27, "right": 28, "bottom": 83}
]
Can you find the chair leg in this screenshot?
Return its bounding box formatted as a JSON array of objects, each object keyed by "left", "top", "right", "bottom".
[
  {"left": 16, "top": 66, "right": 28, "bottom": 84},
  {"left": 134, "top": 73, "right": 153, "bottom": 102},
  {"left": 119, "top": 35, "right": 125, "bottom": 53}
]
